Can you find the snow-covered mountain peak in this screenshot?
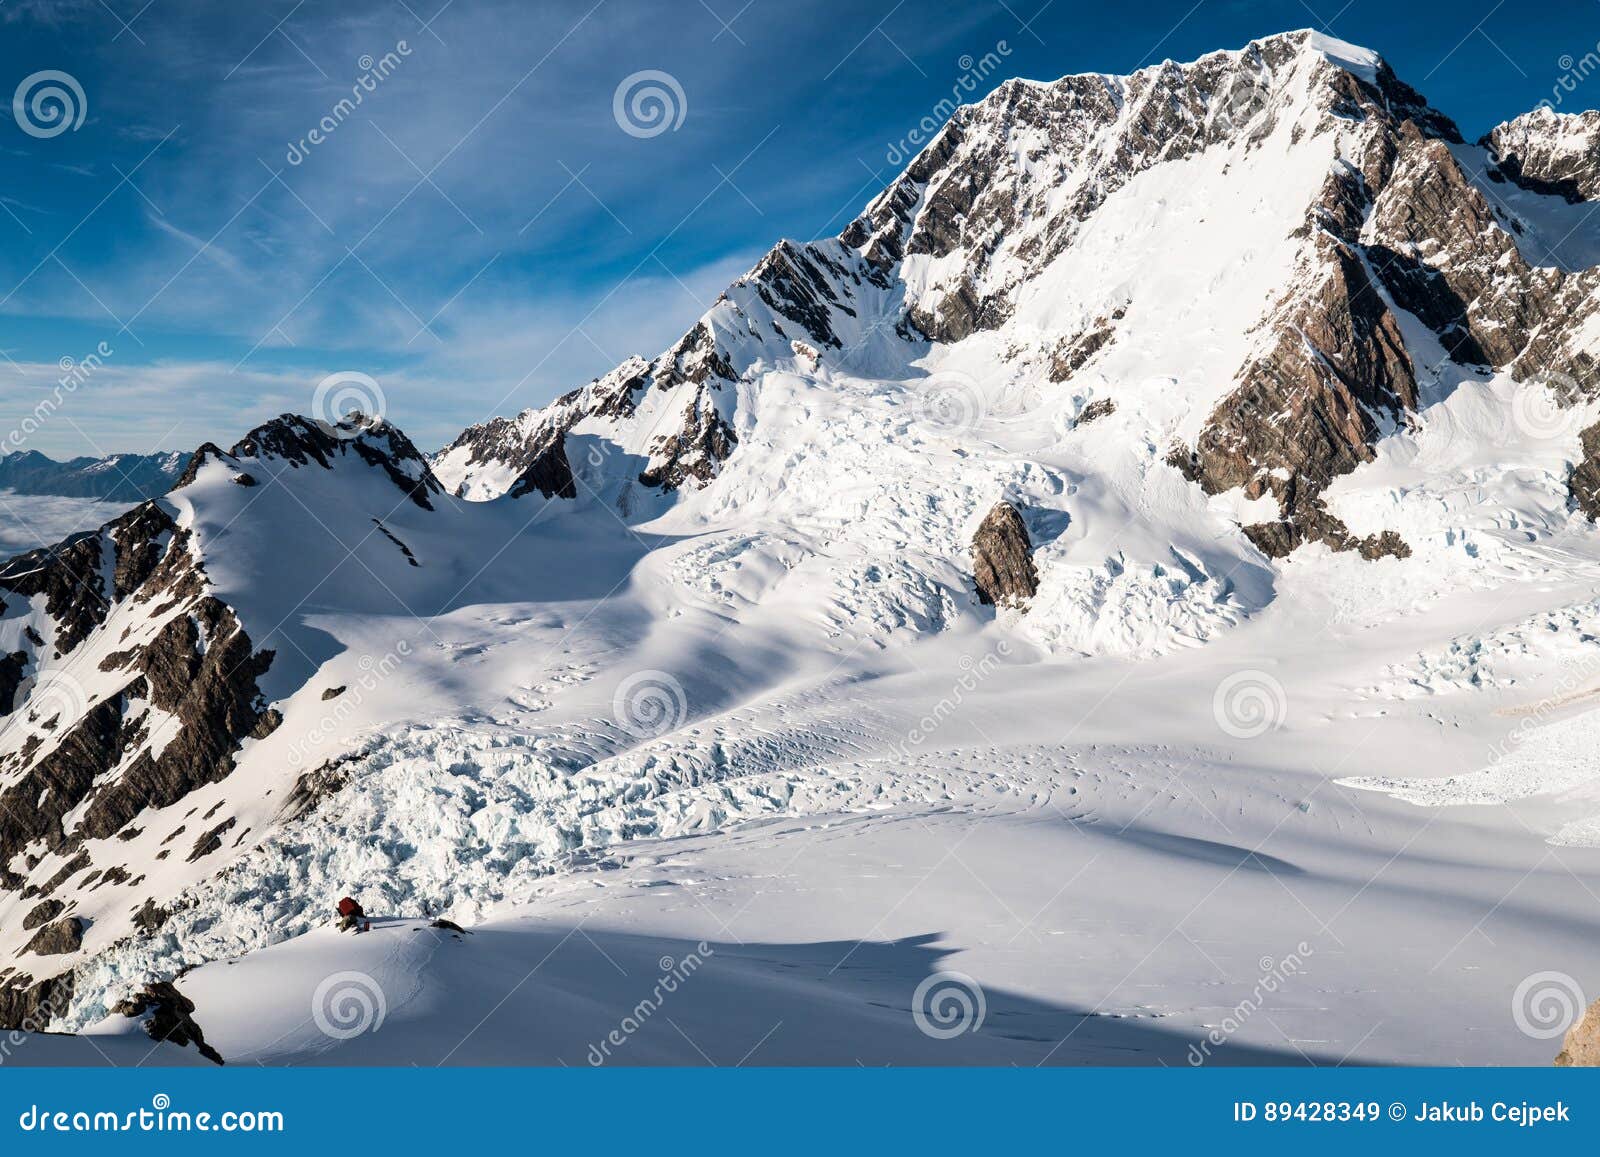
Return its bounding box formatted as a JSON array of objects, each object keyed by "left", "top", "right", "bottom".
[
  {"left": 180, "top": 411, "right": 443, "bottom": 510},
  {"left": 1484, "top": 105, "right": 1600, "bottom": 202},
  {"left": 7, "top": 32, "right": 1600, "bottom": 1057}
]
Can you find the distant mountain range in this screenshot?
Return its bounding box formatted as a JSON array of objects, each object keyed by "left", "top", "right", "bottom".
[{"left": 0, "top": 450, "right": 188, "bottom": 502}]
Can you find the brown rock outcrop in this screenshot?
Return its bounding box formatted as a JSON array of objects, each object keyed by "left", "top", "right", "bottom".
[
  {"left": 23, "top": 916, "right": 83, "bottom": 956},
  {"left": 113, "top": 981, "right": 224, "bottom": 1065},
  {"left": 972, "top": 502, "right": 1040, "bottom": 607},
  {"left": 1556, "top": 996, "right": 1600, "bottom": 1066}
]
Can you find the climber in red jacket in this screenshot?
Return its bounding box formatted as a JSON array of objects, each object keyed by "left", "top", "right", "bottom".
[{"left": 336, "top": 896, "right": 366, "bottom": 933}]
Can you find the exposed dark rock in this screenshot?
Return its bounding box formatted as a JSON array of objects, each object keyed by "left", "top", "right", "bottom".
[
  {"left": 24, "top": 852, "right": 90, "bottom": 901},
  {"left": 276, "top": 755, "right": 355, "bottom": 823},
  {"left": 437, "top": 409, "right": 579, "bottom": 501},
  {"left": 1486, "top": 109, "right": 1600, "bottom": 203},
  {"left": 0, "top": 971, "right": 73, "bottom": 1032},
  {"left": 0, "top": 531, "right": 106, "bottom": 657},
  {"left": 171, "top": 442, "right": 226, "bottom": 490},
  {"left": 178, "top": 414, "right": 443, "bottom": 511},
  {"left": 186, "top": 817, "right": 237, "bottom": 863},
  {"left": 1570, "top": 422, "right": 1600, "bottom": 521},
  {"left": 0, "top": 650, "right": 28, "bottom": 713},
  {"left": 638, "top": 397, "right": 738, "bottom": 491},
  {"left": 506, "top": 434, "right": 577, "bottom": 500},
  {"left": 972, "top": 502, "right": 1040, "bottom": 607},
  {"left": 321, "top": 686, "right": 347, "bottom": 701},
  {"left": 92, "top": 866, "right": 131, "bottom": 890},
  {"left": 370, "top": 519, "right": 420, "bottom": 566},
  {"left": 23, "top": 916, "right": 83, "bottom": 956},
  {"left": 21, "top": 899, "right": 63, "bottom": 931},
  {"left": 1188, "top": 226, "right": 1416, "bottom": 558},
  {"left": 131, "top": 898, "right": 170, "bottom": 935},
  {"left": 1074, "top": 398, "right": 1117, "bottom": 426},
  {"left": 1051, "top": 308, "right": 1125, "bottom": 383},
  {"left": 0, "top": 498, "right": 277, "bottom": 909},
  {"left": 112, "top": 981, "right": 224, "bottom": 1065},
  {"left": 749, "top": 242, "right": 854, "bottom": 350},
  {"left": 850, "top": 32, "right": 1456, "bottom": 349}
]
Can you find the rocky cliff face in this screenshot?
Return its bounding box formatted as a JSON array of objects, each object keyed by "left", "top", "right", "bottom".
[
  {"left": 0, "top": 412, "right": 446, "bottom": 1025},
  {"left": 1486, "top": 108, "right": 1600, "bottom": 202},
  {"left": 436, "top": 31, "right": 1599, "bottom": 564},
  {"left": 972, "top": 503, "right": 1039, "bottom": 606},
  {"left": 1169, "top": 72, "right": 1600, "bottom": 554}
]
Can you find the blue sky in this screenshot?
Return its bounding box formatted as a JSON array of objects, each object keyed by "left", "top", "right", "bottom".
[{"left": 0, "top": 0, "right": 1597, "bottom": 457}]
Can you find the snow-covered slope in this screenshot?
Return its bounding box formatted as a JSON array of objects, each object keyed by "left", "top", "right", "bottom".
[{"left": 6, "top": 29, "right": 1600, "bottom": 1065}]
